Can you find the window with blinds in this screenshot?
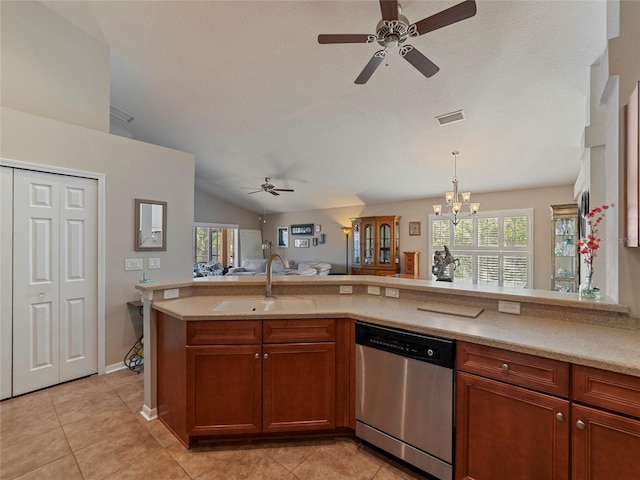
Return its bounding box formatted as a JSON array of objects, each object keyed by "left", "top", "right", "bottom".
[{"left": 428, "top": 209, "right": 533, "bottom": 288}]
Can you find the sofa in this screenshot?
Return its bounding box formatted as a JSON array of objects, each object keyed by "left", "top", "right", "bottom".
[
  {"left": 225, "top": 257, "right": 317, "bottom": 276},
  {"left": 296, "top": 261, "right": 331, "bottom": 275}
]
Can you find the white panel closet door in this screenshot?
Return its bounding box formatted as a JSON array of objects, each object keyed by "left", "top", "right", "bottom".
[{"left": 12, "top": 170, "right": 97, "bottom": 395}]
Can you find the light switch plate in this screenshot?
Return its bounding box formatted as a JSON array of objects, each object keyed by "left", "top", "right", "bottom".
[
  {"left": 149, "top": 258, "right": 160, "bottom": 269},
  {"left": 339, "top": 285, "right": 353, "bottom": 294},
  {"left": 367, "top": 285, "right": 381, "bottom": 295},
  {"left": 125, "top": 258, "right": 143, "bottom": 271}
]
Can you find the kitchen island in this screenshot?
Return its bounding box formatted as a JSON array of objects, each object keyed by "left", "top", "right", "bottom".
[{"left": 137, "top": 275, "right": 640, "bottom": 477}]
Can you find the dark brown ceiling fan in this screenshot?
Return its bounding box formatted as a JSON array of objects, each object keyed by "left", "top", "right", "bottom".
[
  {"left": 246, "top": 177, "right": 294, "bottom": 196},
  {"left": 318, "top": 0, "right": 477, "bottom": 84}
]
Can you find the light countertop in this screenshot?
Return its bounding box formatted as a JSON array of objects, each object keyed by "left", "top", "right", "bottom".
[{"left": 152, "top": 293, "right": 640, "bottom": 378}]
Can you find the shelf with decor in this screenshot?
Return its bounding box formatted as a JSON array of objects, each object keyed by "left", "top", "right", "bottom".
[{"left": 550, "top": 204, "right": 579, "bottom": 292}]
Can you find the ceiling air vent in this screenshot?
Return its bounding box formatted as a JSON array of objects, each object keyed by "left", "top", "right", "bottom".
[{"left": 435, "top": 109, "right": 465, "bottom": 126}]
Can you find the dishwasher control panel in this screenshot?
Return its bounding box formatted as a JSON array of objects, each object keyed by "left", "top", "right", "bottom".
[{"left": 356, "top": 321, "right": 454, "bottom": 368}]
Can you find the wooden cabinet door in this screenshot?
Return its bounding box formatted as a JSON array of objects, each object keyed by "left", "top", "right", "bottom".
[
  {"left": 187, "top": 344, "right": 262, "bottom": 436},
  {"left": 262, "top": 342, "right": 336, "bottom": 433},
  {"left": 456, "top": 371, "right": 569, "bottom": 480},
  {"left": 572, "top": 404, "right": 640, "bottom": 480}
]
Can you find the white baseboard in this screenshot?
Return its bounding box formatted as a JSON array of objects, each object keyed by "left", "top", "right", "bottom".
[
  {"left": 105, "top": 362, "right": 127, "bottom": 374},
  {"left": 140, "top": 404, "right": 157, "bottom": 421}
]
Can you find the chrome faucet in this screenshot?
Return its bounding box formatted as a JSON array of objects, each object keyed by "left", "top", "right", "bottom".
[{"left": 266, "top": 253, "right": 287, "bottom": 298}]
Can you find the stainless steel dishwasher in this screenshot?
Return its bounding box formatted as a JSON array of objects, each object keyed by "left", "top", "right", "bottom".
[{"left": 355, "top": 321, "right": 455, "bottom": 480}]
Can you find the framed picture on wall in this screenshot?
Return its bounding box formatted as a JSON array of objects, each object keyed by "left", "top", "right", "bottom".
[
  {"left": 294, "top": 238, "right": 310, "bottom": 248},
  {"left": 277, "top": 227, "right": 289, "bottom": 248},
  {"left": 409, "top": 221, "right": 421, "bottom": 236},
  {"left": 291, "top": 224, "right": 314, "bottom": 235}
]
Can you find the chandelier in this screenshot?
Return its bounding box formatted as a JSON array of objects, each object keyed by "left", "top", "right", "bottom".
[{"left": 432, "top": 150, "right": 480, "bottom": 226}]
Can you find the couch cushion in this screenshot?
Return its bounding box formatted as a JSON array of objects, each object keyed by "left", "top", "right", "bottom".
[{"left": 242, "top": 258, "right": 268, "bottom": 273}]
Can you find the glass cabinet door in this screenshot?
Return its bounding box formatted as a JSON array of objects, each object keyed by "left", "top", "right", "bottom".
[
  {"left": 379, "top": 223, "right": 391, "bottom": 264},
  {"left": 550, "top": 204, "right": 579, "bottom": 292},
  {"left": 351, "top": 220, "right": 361, "bottom": 266},
  {"left": 363, "top": 222, "right": 374, "bottom": 265}
]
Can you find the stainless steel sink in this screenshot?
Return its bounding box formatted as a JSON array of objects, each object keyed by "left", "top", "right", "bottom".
[{"left": 211, "top": 297, "right": 316, "bottom": 313}]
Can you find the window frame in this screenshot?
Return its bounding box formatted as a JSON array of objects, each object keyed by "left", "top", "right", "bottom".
[
  {"left": 193, "top": 222, "right": 238, "bottom": 267},
  {"left": 427, "top": 208, "right": 534, "bottom": 288}
]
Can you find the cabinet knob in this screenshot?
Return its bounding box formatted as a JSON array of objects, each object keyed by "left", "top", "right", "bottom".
[
  {"left": 263, "top": 353, "right": 269, "bottom": 360},
  {"left": 254, "top": 353, "right": 259, "bottom": 359},
  {"left": 576, "top": 420, "right": 586, "bottom": 430},
  {"left": 556, "top": 412, "right": 564, "bottom": 421},
  {"left": 502, "top": 363, "right": 509, "bottom": 372}
]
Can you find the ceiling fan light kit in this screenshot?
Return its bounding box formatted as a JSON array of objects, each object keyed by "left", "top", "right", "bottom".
[
  {"left": 432, "top": 150, "right": 480, "bottom": 226},
  {"left": 318, "top": 0, "right": 477, "bottom": 84}
]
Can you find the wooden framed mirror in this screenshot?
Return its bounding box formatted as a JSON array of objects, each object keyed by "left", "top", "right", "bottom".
[{"left": 135, "top": 198, "right": 167, "bottom": 251}]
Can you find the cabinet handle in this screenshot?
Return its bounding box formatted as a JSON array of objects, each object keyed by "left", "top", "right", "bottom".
[
  {"left": 254, "top": 353, "right": 259, "bottom": 359},
  {"left": 556, "top": 412, "right": 564, "bottom": 421},
  {"left": 502, "top": 363, "right": 509, "bottom": 372},
  {"left": 263, "top": 353, "right": 269, "bottom": 360},
  {"left": 576, "top": 420, "right": 586, "bottom": 430}
]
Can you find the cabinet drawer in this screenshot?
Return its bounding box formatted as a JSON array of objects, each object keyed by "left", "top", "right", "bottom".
[
  {"left": 187, "top": 320, "right": 262, "bottom": 345},
  {"left": 457, "top": 342, "right": 570, "bottom": 397},
  {"left": 573, "top": 365, "right": 640, "bottom": 418},
  {"left": 263, "top": 319, "right": 336, "bottom": 343}
]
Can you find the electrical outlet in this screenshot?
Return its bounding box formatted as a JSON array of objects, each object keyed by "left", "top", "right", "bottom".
[
  {"left": 163, "top": 288, "right": 179, "bottom": 300},
  {"left": 499, "top": 300, "right": 521, "bottom": 315},
  {"left": 367, "top": 285, "right": 381, "bottom": 295},
  {"left": 149, "top": 258, "right": 160, "bottom": 269},
  {"left": 339, "top": 285, "right": 353, "bottom": 294},
  {"left": 385, "top": 288, "right": 399, "bottom": 298},
  {"left": 125, "top": 258, "right": 143, "bottom": 271}
]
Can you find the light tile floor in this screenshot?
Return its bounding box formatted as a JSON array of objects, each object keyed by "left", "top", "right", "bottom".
[{"left": 0, "top": 370, "right": 429, "bottom": 479}]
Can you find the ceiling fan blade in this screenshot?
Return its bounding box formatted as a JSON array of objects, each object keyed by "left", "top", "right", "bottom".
[
  {"left": 379, "top": 0, "right": 398, "bottom": 21},
  {"left": 247, "top": 190, "right": 262, "bottom": 195},
  {"left": 269, "top": 190, "right": 280, "bottom": 196},
  {"left": 355, "top": 50, "right": 387, "bottom": 85},
  {"left": 399, "top": 45, "right": 440, "bottom": 78},
  {"left": 411, "top": 0, "right": 477, "bottom": 36},
  {"left": 274, "top": 188, "right": 294, "bottom": 193},
  {"left": 318, "top": 34, "right": 373, "bottom": 44}
]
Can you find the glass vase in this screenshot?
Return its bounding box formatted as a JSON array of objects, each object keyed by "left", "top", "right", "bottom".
[{"left": 579, "top": 273, "right": 600, "bottom": 300}]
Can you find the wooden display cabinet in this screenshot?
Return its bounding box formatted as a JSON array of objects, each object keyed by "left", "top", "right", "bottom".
[
  {"left": 403, "top": 251, "right": 419, "bottom": 277},
  {"left": 350, "top": 215, "right": 401, "bottom": 276},
  {"left": 550, "top": 203, "right": 580, "bottom": 292}
]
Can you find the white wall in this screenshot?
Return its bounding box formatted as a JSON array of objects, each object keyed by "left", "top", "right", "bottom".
[
  {"left": 263, "top": 185, "right": 574, "bottom": 289},
  {"left": 610, "top": 0, "right": 640, "bottom": 317},
  {"left": 194, "top": 188, "right": 260, "bottom": 229},
  {"left": 0, "top": 1, "right": 109, "bottom": 132},
  {"left": 0, "top": 1, "right": 196, "bottom": 367},
  {"left": 1, "top": 108, "right": 195, "bottom": 366}
]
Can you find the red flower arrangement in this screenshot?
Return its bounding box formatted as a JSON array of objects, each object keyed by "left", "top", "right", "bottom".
[{"left": 577, "top": 203, "right": 614, "bottom": 292}]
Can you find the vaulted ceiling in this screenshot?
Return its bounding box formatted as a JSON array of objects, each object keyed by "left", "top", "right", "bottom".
[{"left": 41, "top": 0, "right": 606, "bottom": 214}]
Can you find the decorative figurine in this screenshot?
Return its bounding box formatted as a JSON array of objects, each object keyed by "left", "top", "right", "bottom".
[{"left": 432, "top": 245, "right": 459, "bottom": 282}]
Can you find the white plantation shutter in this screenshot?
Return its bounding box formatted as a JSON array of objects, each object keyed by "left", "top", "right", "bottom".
[
  {"left": 503, "top": 256, "right": 529, "bottom": 287},
  {"left": 431, "top": 219, "right": 451, "bottom": 248},
  {"left": 428, "top": 209, "right": 533, "bottom": 288},
  {"left": 478, "top": 255, "right": 500, "bottom": 285},
  {"left": 478, "top": 217, "right": 499, "bottom": 247},
  {"left": 454, "top": 219, "right": 474, "bottom": 246}
]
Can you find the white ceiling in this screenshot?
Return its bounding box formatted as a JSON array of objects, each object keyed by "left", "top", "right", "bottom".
[{"left": 41, "top": 0, "right": 606, "bottom": 215}]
